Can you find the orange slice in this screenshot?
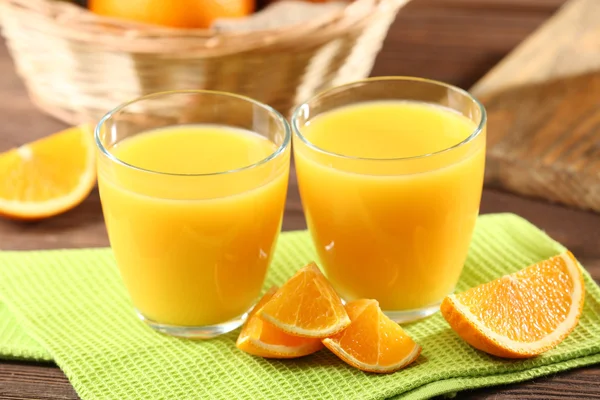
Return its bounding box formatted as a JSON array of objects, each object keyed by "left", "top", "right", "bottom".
[
  {"left": 323, "top": 299, "right": 421, "bottom": 373},
  {"left": 441, "top": 251, "right": 585, "bottom": 358},
  {"left": 236, "top": 287, "right": 323, "bottom": 358},
  {"left": 0, "top": 125, "right": 96, "bottom": 220},
  {"left": 258, "top": 262, "right": 350, "bottom": 338}
]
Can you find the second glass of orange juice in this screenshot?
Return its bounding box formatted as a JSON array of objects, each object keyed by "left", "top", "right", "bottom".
[
  {"left": 292, "top": 77, "right": 486, "bottom": 322},
  {"left": 95, "top": 91, "right": 290, "bottom": 338}
]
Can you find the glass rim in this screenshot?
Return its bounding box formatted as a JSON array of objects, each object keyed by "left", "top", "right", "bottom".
[
  {"left": 291, "top": 76, "right": 487, "bottom": 162},
  {"left": 95, "top": 89, "right": 291, "bottom": 177}
]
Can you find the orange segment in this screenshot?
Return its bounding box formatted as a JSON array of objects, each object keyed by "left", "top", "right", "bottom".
[
  {"left": 441, "top": 251, "right": 585, "bottom": 358},
  {"left": 236, "top": 287, "right": 323, "bottom": 359},
  {"left": 258, "top": 262, "right": 350, "bottom": 338},
  {"left": 0, "top": 125, "right": 96, "bottom": 220},
  {"left": 323, "top": 299, "right": 421, "bottom": 373}
]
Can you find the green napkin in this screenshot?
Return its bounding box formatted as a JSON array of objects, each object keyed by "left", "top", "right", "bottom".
[
  {"left": 0, "top": 303, "right": 51, "bottom": 361},
  {"left": 1, "top": 213, "right": 599, "bottom": 400}
]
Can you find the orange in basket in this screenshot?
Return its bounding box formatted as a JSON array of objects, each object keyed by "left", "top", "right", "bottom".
[{"left": 89, "top": 0, "right": 254, "bottom": 29}]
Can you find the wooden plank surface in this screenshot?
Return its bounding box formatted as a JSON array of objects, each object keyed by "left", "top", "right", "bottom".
[
  {"left": 471, "top": 0, "right": 600, "bottom": 95},
  {"left": 472, "top": 0, "right": 600, "bottom": 212},
  {"left": 3, "top": 0, "right": 600, "bottom": 399}
]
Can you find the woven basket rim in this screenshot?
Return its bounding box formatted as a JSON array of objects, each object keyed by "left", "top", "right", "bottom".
[{"left": 1, "top": 0, "right": 408, "bottom": 55}]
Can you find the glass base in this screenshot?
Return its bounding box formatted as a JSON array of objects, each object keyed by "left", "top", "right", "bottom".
[
  {"left": 137, "top": 310, "right": 249, "bottom": 339},
  {"left": 382, "top": 301, "right": 441, "bottom": 324}
]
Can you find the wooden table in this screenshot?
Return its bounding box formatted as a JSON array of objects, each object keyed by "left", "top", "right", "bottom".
[{"left": 1, "top": 0, "right": 599, "bottom": 398}]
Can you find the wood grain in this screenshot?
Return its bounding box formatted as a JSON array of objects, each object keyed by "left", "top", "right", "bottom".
[
  {"left": 472, "top": 0, "right": 600, "bottom": 212},
  {"left": 3, "top": 0, "right": 600, "bottom": 399},
  {"left": 481, "top": 71, "right": 600, "bottom": 212},
  {"left": 471, "top": 0, "right": 600, "bottom": 95},
  {"left": 373, "top": 0, "right": 565, "bottom": 87}
]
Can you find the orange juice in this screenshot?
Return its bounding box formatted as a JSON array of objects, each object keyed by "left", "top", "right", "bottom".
[
  {"left": 294, "top": 100, "right": 485, "bottom": 313},
  {"left": 98, "top": 125, "right": 289, "bottom": 327}
]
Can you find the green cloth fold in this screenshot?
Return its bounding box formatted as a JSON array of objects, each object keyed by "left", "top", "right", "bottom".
[{"left": 0, "top": 213, "right": 599, "bottom": 399}]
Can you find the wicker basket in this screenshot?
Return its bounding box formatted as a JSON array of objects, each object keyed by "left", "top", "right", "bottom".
[{"left": 0, "top": 0, "right": 408, "bottom": 124}]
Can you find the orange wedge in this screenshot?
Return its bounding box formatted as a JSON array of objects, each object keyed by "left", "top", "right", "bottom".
[
  {"left": 0, "top": 125, "right": 96, "bottom": 220},
  {"left": 258, "top": 262, "right": 350, "bottom": 338},
  {"left": 236, "top": 287, "right": 323, "bottom": 358},
  {"left": 441, "top": 251, "right": 585, "bottom": 358},
  {"left": 323, "top": 299, "right": 421, "bottom": 373}
]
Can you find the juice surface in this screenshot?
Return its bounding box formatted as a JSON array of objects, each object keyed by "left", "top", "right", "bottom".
[
  {"left": 304, "top": 101, "right": 475, "bottom": 158},
  {"left": 98, "top": 125, "right": 289, "bottom": 326},
  {"left": 294, "top": 101, "right": 485, "bottom": 311}
]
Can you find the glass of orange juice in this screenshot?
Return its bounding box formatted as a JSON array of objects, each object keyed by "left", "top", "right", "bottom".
[
  {"left": 292, "top": 77, "right": 486, "bottom": 322},
  {"left": 95, "top": 90, "right": 291, "bottom": 338}
]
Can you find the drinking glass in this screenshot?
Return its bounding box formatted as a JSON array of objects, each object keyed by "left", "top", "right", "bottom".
[
  {"left": 95, "top": 90, "right": 291, "bottom": 338},
  {"left": 292, "top": 77, "right": 486, "bottom": 322}
]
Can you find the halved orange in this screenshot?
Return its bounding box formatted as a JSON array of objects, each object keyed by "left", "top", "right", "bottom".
[
  {"left": 323, "top": 299, "right": 421, "bottom": 373},
  {"left": 258, "top": 262, "right": 350, "bottom": 338},
  {"left": 0, "top": 125, "right": 96, "bottom": 220},
  {"left": 441, "top": 251, "right": 585, "bottom": 358},
  {"left": 236, "top": 287, "right": 323, "bottom": 358}
]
